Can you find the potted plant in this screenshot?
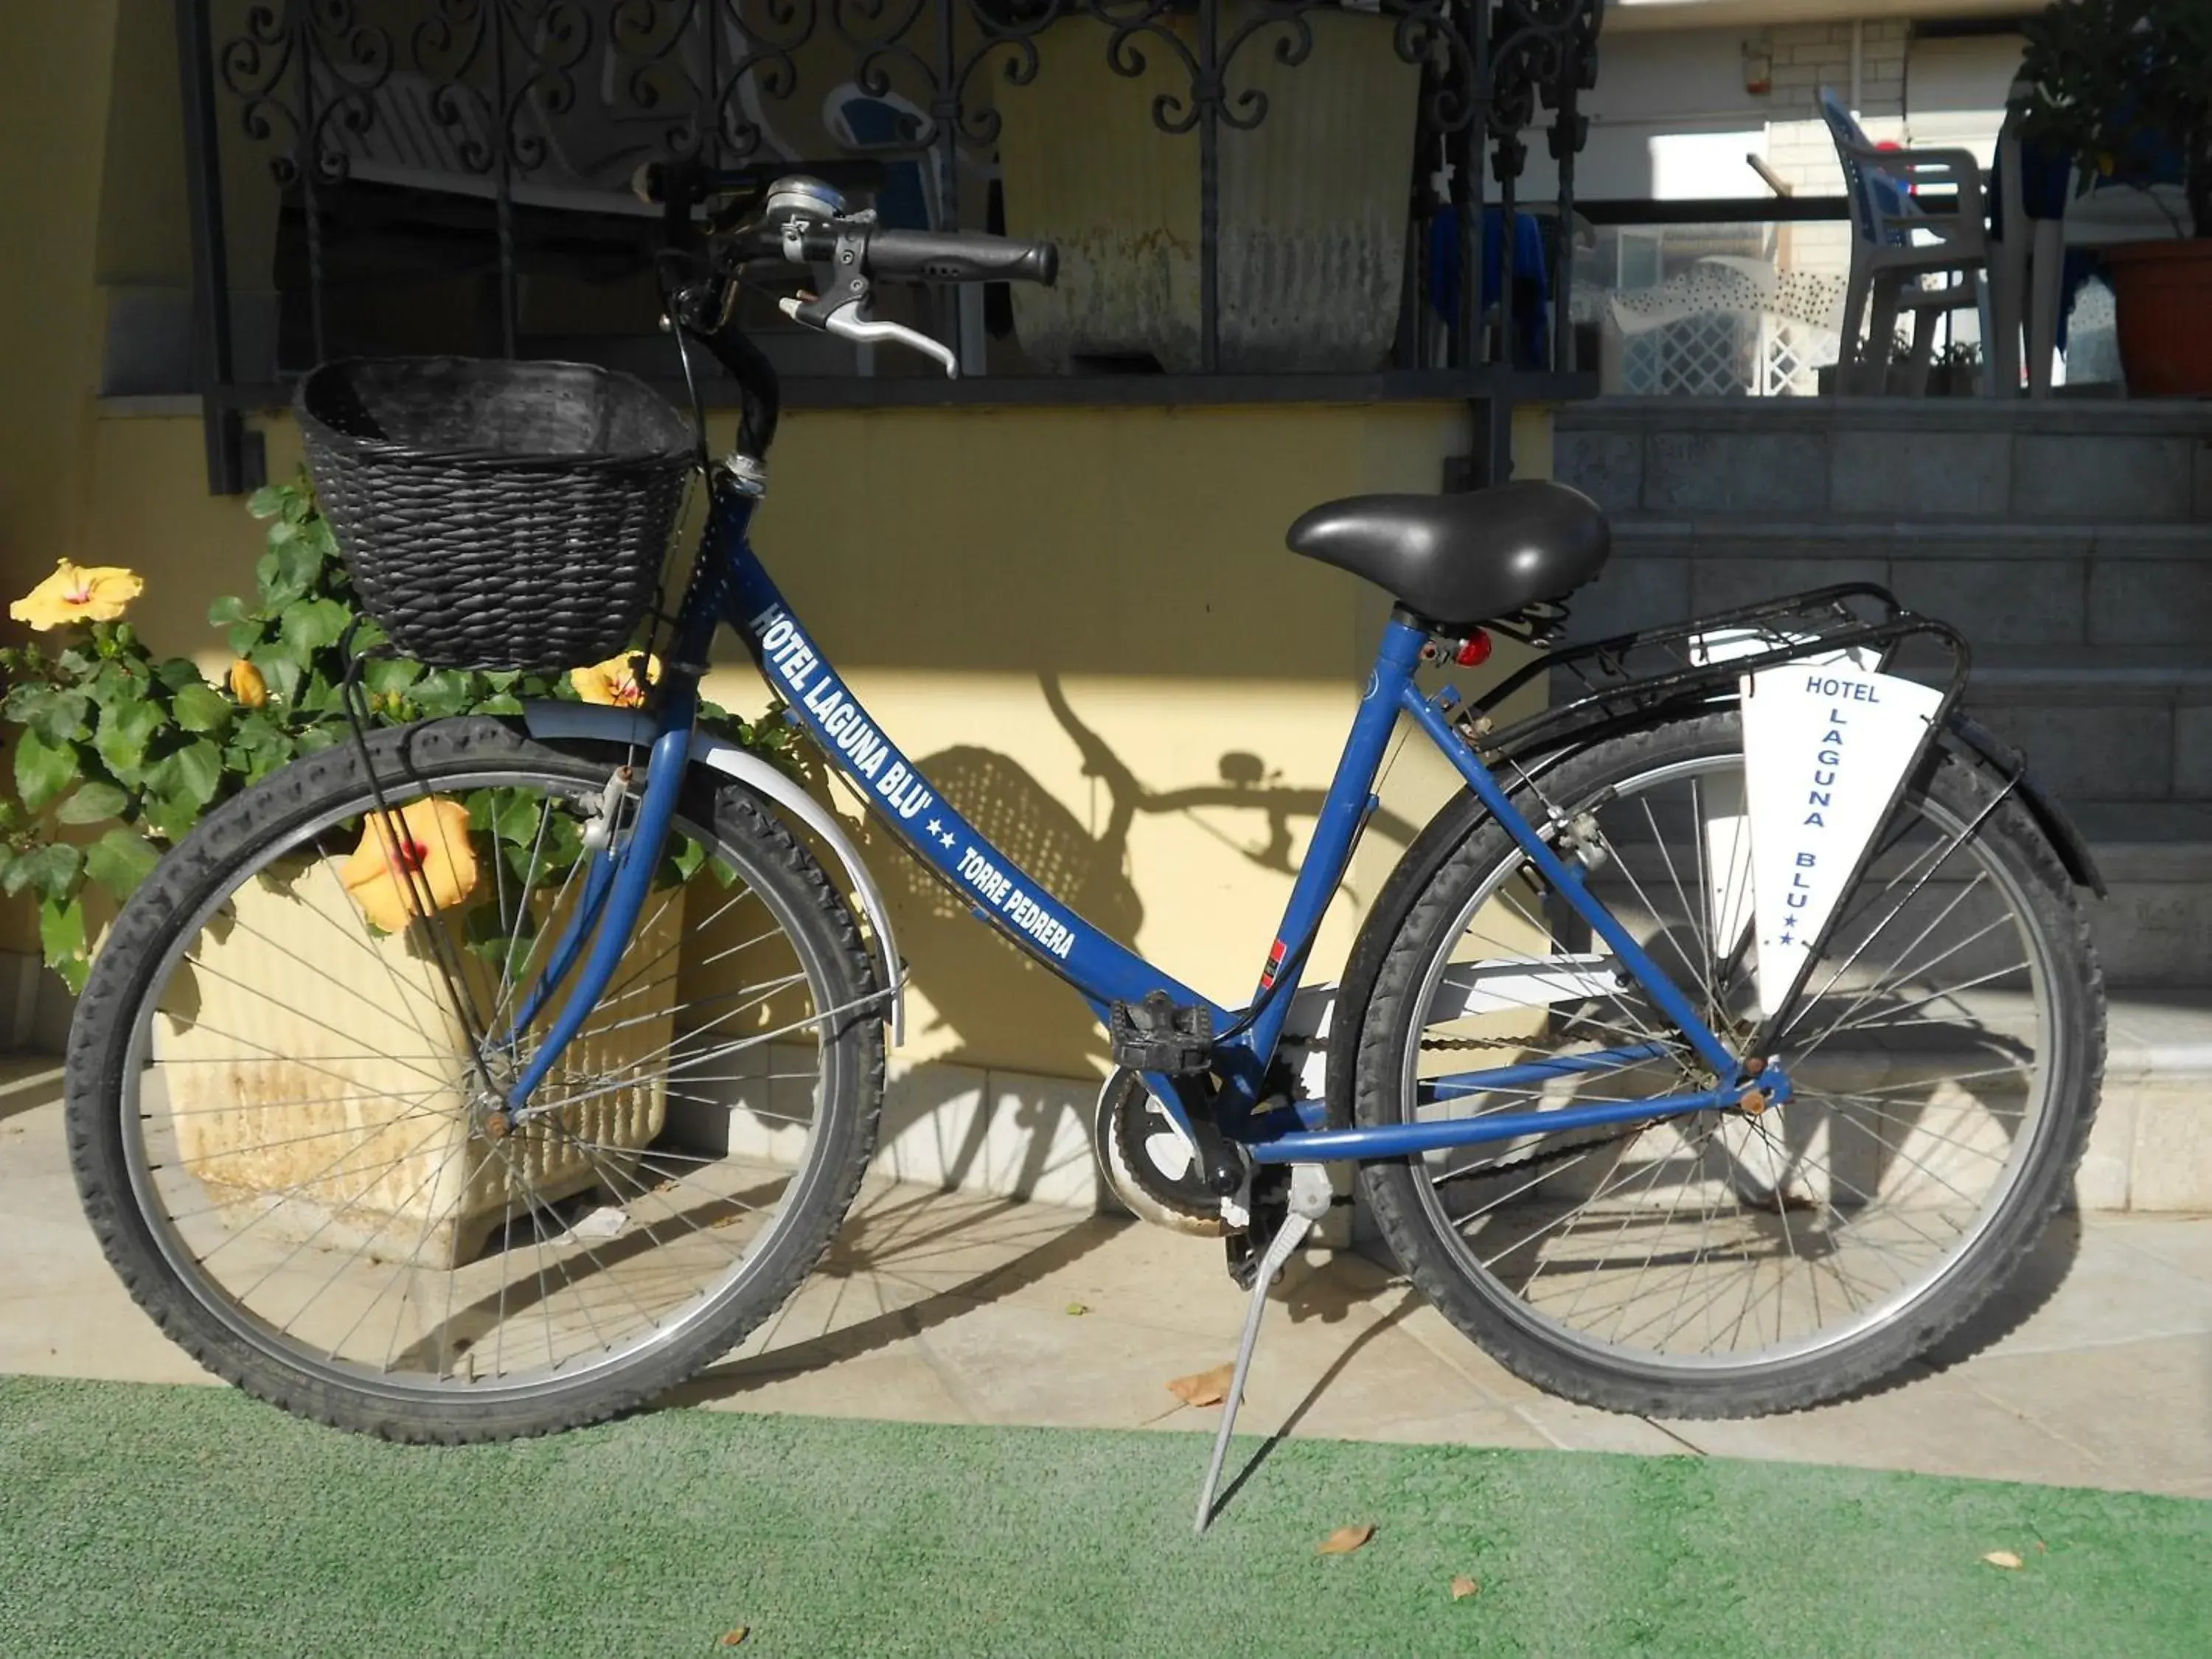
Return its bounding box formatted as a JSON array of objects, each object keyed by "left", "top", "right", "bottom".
[
  {"left": 1, "top": 478, "right": 787, "bottom": 1265},
  {"left": 2019, "top": 0, "right": 2212, "bottom": 395}
]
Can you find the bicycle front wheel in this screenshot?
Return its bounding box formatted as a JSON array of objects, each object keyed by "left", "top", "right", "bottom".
[
  {"left": 1352, "top": 711, "right": 2103, "bottom": 1417},
  {"left": 66, "top": 717, "right": 884, "bottom": 1441}
]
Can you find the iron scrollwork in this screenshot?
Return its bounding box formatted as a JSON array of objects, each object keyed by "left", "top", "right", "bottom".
[{"left": 179, "top": 0, "right": 1601, "bottom": 479}]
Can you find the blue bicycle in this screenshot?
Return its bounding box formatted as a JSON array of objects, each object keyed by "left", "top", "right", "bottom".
[{"left": 68, "top": 177, "right": 2104, "bottom": 1509}]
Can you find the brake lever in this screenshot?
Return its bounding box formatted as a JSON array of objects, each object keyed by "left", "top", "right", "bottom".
[{"left": 779, "top": 294, "right": 959, "bottom": 379}]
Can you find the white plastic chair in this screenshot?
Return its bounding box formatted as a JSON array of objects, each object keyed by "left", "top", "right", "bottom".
[{"left": 1820, "top": 88, "right": 1995, "bottom": 395}]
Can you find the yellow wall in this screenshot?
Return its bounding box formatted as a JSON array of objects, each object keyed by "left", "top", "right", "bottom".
[
  {"left": 80, "top": 403, "right": 1551, "bottom": 1079},
  {"left": 0, "top": 1, "right": 120, "bottom": 578},
  {"left": 7, "top": 1, "right": 1555, "bottom": 1081}
]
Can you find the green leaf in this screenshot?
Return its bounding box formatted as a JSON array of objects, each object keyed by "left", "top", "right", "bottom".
[
  {"left": 55, "top": 779, "right": 131, "bottom": 824},
  {"left": 672, "top": 835, "right": 706, "bottom": 883},
  {"left": 6, "top": 841, "right": 83, "bottom": 904},
  {"left": 280, "top": 597, "right": 352, "bottom": 655},
  {"left": 252, "top": 645, "right": 305, "bottom": 708},
  {"left": 227, "top": 619, "right": 269, "bottom": 655},
  {"left": 86, "top": 827, "right": 161, "bottom": 900},
  {"left": 13, "top": 727, "right": 80, "bottom": 813},
  {"left": 488, "top": 787, "right": 546, "bottom": 845},
  {"left": 255, "top": 538, "right": 321, "bottom": 610},
  {"left": 171, "top": 681, "right": 234, "bottom": 735},
  {"left": 411, "top": 669, "right": 477, "bottom": 720},
  {"left": 154, "top": 657, "right": 203, "bottom": 693},
  {"left": 38, "top": 895, "right": 89, "bottom": 995},
  {"left": 246, "top": 484, "right": 287, "bottom": 520},
  {"left": 88, "top": 657, "right": 150, "bottom": 709},
  {"left": 94, "top": 698, "right": 165, "bottom": 786},
  {"left": 4, "top": 684, "right": 92, "bottom": 745},
  {"left": 207, "top": 594, "right": 254, "bottom": 628},
  {"left": 363, "top": 658, "right": 424, "bottom": 698},
  {"left": 144, "top": 737, "right": 224, "bottom": 815}
]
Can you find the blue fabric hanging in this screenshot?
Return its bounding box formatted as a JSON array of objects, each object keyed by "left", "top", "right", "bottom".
[{"left": 1427, "top": 206, "right": 1550, "bottom": 367}]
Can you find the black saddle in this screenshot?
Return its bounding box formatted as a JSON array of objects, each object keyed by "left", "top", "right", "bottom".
[{"left": 1286, "top": 480, "right": 1610, "bottom": 625}]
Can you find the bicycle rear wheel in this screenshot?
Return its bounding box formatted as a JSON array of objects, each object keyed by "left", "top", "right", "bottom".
[
  {"left": 67, "top": 717, "right": 884, "bottom": 1441},
  {"left": 1350, "top": 711, "right": 2102, "bottom": 1416}
]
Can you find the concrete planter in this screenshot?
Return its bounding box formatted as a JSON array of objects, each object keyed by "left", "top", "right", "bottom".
[
  {"left": 996, "top": 7, "right": 1419, "bottom": 373},
  {"left": 159, "top": 856, "right": 681, "bottom": 1270},
  {"left": 2107, "top": 239, "right": 2212, "bottom": 397}
]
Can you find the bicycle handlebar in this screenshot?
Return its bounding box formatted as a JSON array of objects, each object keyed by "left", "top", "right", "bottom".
[
  {"left": 673, "top": 175, "right": 1059, "bottom": 458},
  {"left": 849, "top": 227, "right": 1057, "bottom": 287},
  {"left": 740, "top": 221, "right": 1058, "bottom": 288}
]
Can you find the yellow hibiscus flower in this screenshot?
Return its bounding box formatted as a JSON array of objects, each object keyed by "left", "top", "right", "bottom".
[
  {"left": 569, "top": 651, "right": 661, "bottom": 709},
  {"left": 10, "top": 560, "right": 145, "bottom": 630},
  {"left": 340, "top": 797, "right": 479, "bottom": 934},
  {"left": 228, "top": 658, "right": 268, "bottom": 709}
]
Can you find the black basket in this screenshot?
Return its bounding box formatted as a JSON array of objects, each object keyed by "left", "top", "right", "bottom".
[{"left": 296, "top": 357, "right": 695, "bottom": 671}]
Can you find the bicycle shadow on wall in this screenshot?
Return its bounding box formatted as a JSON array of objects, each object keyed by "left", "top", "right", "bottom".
[
  {"left": 671, "top": 678, "right": 1425, "bottom": 1404},
  {"left": 846, "top": 673, "right": 1421, "bottom": 1189}
]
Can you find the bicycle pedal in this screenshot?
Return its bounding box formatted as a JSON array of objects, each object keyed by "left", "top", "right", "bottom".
[
  {"left": 1224, "top": 1231, "right": 1262, "bottom": 1291},
  {"left": 1108, "top": 990, "right": 1214, "bottom": 1076}
]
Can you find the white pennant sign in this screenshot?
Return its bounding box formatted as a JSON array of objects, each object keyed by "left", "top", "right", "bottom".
[{"left": 1738, "top": 660, "right": 1944, "bottom": 1015}]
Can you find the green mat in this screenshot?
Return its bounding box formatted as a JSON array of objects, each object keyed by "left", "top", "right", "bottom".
[{"left": 1, "top": 1376, "right": 2206, "bottom": 1657}]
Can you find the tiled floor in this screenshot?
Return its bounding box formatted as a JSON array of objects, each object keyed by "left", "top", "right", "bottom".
[{"left": 4, "top": 1067, "right": 2207, "bottom": 1499}]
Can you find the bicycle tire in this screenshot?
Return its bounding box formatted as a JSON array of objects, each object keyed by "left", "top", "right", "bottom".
[
  {"left": 1351, "top": 710, "right": 2103, "bottom": 1418},
  {"left": 66, "top": 717, "right": 885, "bottom": 1441}
]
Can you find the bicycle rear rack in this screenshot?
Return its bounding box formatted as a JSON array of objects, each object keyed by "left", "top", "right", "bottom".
[{"left": 1465, "top": 583, "right": 1971, "bottom": 766}]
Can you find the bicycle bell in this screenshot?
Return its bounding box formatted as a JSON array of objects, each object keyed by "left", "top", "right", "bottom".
[{"left": 759, "top": 175, "right": 846, "bottom": 226}]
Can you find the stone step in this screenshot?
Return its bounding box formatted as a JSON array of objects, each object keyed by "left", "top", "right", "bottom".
[
  {"left": 1921, "top": 650, "right": 2212, "bottom": 807},
  {"left": 2075, "top": 805, "right": 2212, "bottom": 988},
  {"left": 2087, "top": 990, "right": 2212, "bottom": 1211},
  {"left": 1571, "top": 516, "right": 2212, "bottom": 654},
  {"left": 1554, "top": 394, "right": 2212, "bottom": 529}
]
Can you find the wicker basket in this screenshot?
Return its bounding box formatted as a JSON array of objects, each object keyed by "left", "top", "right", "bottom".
[{"left": 296, "top": 357, "right": 694, "bottom": 671}]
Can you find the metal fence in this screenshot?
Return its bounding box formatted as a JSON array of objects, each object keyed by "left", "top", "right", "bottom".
[{"left": 175, "top": 0, "right": 1604, "bottom": 491}]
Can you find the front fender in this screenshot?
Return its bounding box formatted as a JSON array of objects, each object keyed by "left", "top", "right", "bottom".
[{"left": 520, "top": 701, "right": 905, "bottom": 1043}]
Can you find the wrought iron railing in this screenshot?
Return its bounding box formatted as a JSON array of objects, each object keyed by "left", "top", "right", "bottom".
[{"left": 173, "top": 0, "right": 1603, "bottom": 490}]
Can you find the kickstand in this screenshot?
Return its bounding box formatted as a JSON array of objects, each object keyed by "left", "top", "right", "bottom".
[{"left": 1194, "top": 1164, "right": 1333, "bottom": 1536}]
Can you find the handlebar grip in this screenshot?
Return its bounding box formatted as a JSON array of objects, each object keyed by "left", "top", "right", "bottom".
[{"left": 862, "top": 228, "right": 1059, "bottom": 287}]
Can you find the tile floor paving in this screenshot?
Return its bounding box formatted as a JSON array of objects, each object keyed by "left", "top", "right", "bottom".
[{"left": 3, "top": 1071, "right": 2207, "bottom": 1499}]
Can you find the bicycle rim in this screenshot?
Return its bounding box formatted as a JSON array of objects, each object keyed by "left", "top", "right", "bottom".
[
  {"left": 1400, "top": 744, "right": 2065, "bottom": 1374},
  {"left": 114, "top": 761, "right": 851, "bottom": 1406}
]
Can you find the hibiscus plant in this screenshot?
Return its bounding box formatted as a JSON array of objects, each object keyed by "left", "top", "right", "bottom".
[{"left": 1, "top": 473, "right": 787, "bottom": 992}]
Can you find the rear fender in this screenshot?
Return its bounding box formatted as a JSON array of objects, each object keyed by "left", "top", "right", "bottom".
[{"left": 1936, "top": 712, "right": 2104, "bottom": 897}]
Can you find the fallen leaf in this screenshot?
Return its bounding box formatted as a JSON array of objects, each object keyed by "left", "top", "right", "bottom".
[
  {"left": 1450, "top": 1576, "right": 1480, "bottom": 1600},
  {"left": 1982, "top": 1551, "right": 2023, "bottom": 1571},
  {"left": 719, "top": 1630, "right": 748, "bottom": 1646},
  {"left": 1318, "top": 1523, "right": 1376, "bottom": 1556},
  {"left": 1065, "top": 1301, "right": 1090, "bottom": 1316},
  {"left": 2034, "top": 1540, "right": 2049, "bottom": 1555},
  {"left": 1167, "top": 1363, "right": 1235, "bottom": 1408}
]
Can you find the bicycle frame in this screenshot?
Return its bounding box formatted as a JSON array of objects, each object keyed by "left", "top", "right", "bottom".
[{"left": 505, "top": 478, "right": 1790, "bottom": 1156}]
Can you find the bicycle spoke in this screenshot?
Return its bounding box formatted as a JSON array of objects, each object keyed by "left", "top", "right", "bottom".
[{"left": 1402, "top": 738, "right": 2067, "bottom": 1376}]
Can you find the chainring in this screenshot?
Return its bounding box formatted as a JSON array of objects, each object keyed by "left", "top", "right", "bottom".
[{"left": 1091, "top": 1069, "right": 1225, "bottom": 1237}]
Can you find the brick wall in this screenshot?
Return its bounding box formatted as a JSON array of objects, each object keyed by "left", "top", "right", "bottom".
[{"left": 1759, "top": 21, "right": 1910, "bottom": 279}]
